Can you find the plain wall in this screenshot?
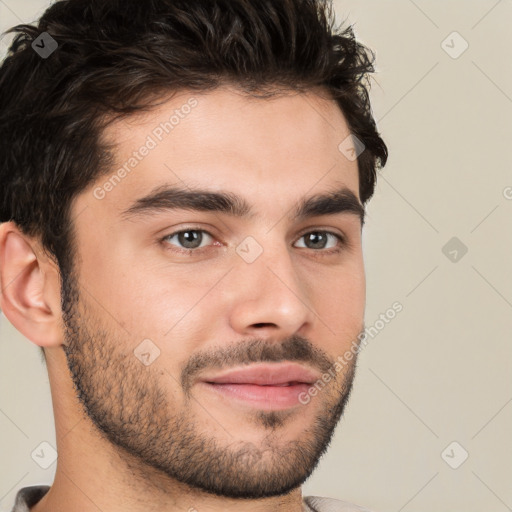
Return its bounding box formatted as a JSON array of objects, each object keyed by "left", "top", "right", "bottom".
[{"left": 1, "top": 1, "right": 511, "bottom": 511}]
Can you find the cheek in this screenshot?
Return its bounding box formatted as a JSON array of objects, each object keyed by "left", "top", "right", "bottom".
[
  {"left": 78, "top": 248, "right": 207, "bottom": 352},
  {"left": 109, "top": 260, "right": 232, "bottom": 367},
  {"left": 117, "top": 270, "right": 206, "bottom": 338},
  {"left": 311, "top": 260, "right": 365, "bottom": 339}
]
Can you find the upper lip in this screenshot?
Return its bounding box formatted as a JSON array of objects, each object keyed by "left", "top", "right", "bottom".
[{"left": 200, "top": 363, "right": 320, "bottom": 386}]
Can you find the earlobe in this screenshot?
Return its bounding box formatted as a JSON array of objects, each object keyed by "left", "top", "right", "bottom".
[{"left": 0, "top": 222, "right": 64, "bottom": 348}]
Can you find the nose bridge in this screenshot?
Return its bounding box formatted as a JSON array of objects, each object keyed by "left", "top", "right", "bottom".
[{"left": 226, "top": 230, "right": 315, "bottom": 335}]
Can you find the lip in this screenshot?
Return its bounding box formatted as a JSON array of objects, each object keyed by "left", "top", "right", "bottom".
[
  {"left": 200, "top": 362, "right": 321, "bottom": 386},
  {"left": 197, "top": 363, "right": 320, "bottom": 410}
]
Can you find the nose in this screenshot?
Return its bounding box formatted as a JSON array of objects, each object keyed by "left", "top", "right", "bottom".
[{"left": 226, "top": 239, "right": 316, "bottom": 339}]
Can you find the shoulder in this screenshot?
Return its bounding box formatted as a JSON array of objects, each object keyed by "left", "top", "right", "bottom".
[
  {"left": 303, "top": 495, "right": 375, "bottom": 512},
  {"left": 10, "top": 486, "right": 50, "bottom": 512}
]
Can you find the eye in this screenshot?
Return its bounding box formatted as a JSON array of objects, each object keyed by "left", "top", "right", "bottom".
[
  {"left": 162, "top": 228, "right": 216, "bottom": 253},
  {"left": 294, "top": 230, "right": 344, "bottom": 253},
  {"left": 160, "top": 228, "right": 345, "bottom": 255}
]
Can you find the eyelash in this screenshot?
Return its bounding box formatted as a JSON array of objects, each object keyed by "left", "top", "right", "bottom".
[{"left": 160, "top": 227, "right": 346, "bottom": 256}]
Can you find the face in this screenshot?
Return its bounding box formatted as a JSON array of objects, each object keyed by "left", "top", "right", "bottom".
[{"left": 61, "top": 86, "right": 366, "bottom": 498}]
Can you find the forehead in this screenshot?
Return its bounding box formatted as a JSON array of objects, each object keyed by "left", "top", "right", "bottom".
[{"left": 78, "top": 86, "right": 360, "bottom": 222}]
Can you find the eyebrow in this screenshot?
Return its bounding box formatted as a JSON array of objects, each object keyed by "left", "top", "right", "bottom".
[{"left": 120, "top": 184, "right": 365, "bottom": 224}]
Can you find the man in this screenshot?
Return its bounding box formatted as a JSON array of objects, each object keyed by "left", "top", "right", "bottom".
[{"left": 0, "top": 0, "right": 387, "bottom": 510}]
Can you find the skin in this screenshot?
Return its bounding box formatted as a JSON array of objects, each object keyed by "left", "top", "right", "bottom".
[{"left": 0, "top": 86, "right": 366, "bottom": 512}]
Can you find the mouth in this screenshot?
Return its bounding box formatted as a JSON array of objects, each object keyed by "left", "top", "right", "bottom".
[{"left": 197, "top": 362, "right": 320, "bottom": 410}]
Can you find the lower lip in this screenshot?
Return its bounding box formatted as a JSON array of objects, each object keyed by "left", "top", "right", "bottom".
[{"left": 200, "top": 382, "right": 312, "bottom": 410}]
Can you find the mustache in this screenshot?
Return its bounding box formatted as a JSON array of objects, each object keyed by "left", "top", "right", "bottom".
[{"left": 180, "top": 334, "right": 335, "bottom": 394}]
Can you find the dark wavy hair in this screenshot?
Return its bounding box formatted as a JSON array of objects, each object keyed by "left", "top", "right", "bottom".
[{"left": 0, "top": 0, "right": 387, "bottom": 308}]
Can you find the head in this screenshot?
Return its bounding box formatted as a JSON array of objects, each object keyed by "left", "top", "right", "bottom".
[{"left": 0, "top": 0, "right": 387, "bottom": 500}]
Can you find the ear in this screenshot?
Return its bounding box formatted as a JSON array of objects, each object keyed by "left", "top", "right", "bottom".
[{"left": 0, "top": 222, "right": 64, "bottom": 348}]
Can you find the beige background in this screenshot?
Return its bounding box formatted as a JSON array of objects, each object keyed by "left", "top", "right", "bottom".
[{"left": 1, "top": 1, "right": 511, "bottom": 511}]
